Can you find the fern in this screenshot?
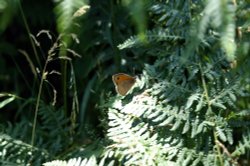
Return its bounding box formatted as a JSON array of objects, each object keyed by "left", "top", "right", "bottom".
[
  {"left": 1, "top": 0, "right": 249, "bottom": 165},
  {"left": 37, "top": 104, "right": 73, "bottom": 155},
  {"left": 104, "top": 68, "right": 240, "bottom": 164},
  {"left": 101, "top": 0, "right": 249, "bottom": 165},
  {"left": 43, "top": 156, "right": 98, "bottom": 166},
  {"left": 118, "top": 29, "right": 184, "bottom": 50},
  {"left": 232, "top": 130, "right": 250, "bottom": 157},
  {"left": 106, "top": 108, "right": 168, "bottom": 165},
  {"left": 199, "top": 0, "right": 236, "bottom": 61},
  {"left": 0, "top": 134, "right": 49, "bottom": 165}
]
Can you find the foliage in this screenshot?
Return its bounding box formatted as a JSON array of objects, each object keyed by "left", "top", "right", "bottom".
[
  {"left": 0, "top": 0, "right": 19, "bottom": 33},
  {"left": 43, "top": 156, "right": 98, "bottom": 166},
  {"left": 0, "top": 134, "right": 49, "bottom": 165},
  {"left": 98, "top": 0, "right": 250, "bottom": 165},
  {"left": 0, "top": 0, "right": 250, "bottom": 166}
]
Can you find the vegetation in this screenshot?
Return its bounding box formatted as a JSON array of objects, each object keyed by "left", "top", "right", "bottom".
[{"left": 0, "top": 0, "right": 250, "bottom": 165}]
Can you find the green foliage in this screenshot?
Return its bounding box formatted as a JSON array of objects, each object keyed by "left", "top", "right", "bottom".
[
  {"left": 121, "top": 0, "right": 148, "bottom": 40},
  {"left": 118, "top": 29, "right": 185, "bottom": 49},
  {"left": 0, "top": 134, "right": 49, "bottom": 165},
  {"left": 199, "top": 0, "right": 236, "bottom": 61},
  {"left": 54, "top": 0, "right": 89, "bottom": 34},
  {"left": 43, "top": 156, "right": 98, "bottom": 166},
  {"left": 232, "top": 130, "right": 250, "bottom": 157},
  {"left": 0, "top": 93, "right": 17, "bottom": 109},
  {"left": 0, "top": 0, "right": 250, "bottom": 166},
  {"left": 0, "top": 0, "right": 19, "bottom": 33},
  {"left": 94, "top": 0, "right": 250, "bottom": 165}
]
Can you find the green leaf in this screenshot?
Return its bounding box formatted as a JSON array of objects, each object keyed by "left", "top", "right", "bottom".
[
  {"left": 170, "top": 119, "right": 182, "bottom": 131},
  {"left": 159, "top": 115, "right": 175, "bottom": 126},
  {"left": 182, "top": 120, "right": 190, "bottom": 134},
  {"left": 0, "top": 95, "right": 15, "bottom": 109},
  {"left": 186, "top": 93, "right": 200, "bottom": 109},
  {"left": 211, "top": 101, "right": 226, "bottom": 109},
  {"left": 54, "top": 0, "right": 88, "bottom": 34},
  {"left": 216, "top": 127, "right": 227, "bottom": 142}
]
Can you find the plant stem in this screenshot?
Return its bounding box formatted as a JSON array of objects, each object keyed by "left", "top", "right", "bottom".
[
  {"left": 214, "top": 130, "right": 224, "bottom": 165},
  {"left": 199, "top": 63, "right": 224, "bottom": 165},
  {"left": 199, "top": 63, "right": 212, "bottom": 114},
  {"left": 31, "top": 60, "right": 48, "bottom": 146}
]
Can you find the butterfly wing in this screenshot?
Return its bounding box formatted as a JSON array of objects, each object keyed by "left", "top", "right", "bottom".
[
  {"left": 112, "top": 73, "right": 136, "bottom": 96},
  {"left": 116, "top": 78, "right": 136, "bottom": 96}
]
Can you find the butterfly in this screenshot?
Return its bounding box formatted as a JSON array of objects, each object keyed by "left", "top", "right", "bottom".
[{"left": 112, "top": 73, "right": 136, "bottom": 96}]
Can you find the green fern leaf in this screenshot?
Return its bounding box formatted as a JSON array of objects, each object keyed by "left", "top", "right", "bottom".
[{"left": 43, "top": 156, "right": 98, "bottom": 166}]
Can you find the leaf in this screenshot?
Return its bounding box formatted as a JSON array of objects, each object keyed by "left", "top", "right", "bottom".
[
  {"left": 232, "top": 131, "right": 250, "bottom": 157},
  {"left": 158, "top": 115, "right": 175, "bottom": 126},
  {"left": 0, "top": 95, "right": 15, "bottom": 109},
  {"left": 43, "top": 156, "right": 98, "bottom": 166},
  {"left": 182, "top": 120, "right": 190, "bottom": 134},
  {"left": 216, "top": 127, "right": 227, "bottom": 142},
  {"left": 54, "top": 0, "right": 88, "bottom": 33},
  {"left": 195, "top": 94, "right": 204, "bottom": 112},
  {"left": 186, "top": 93, "right": 200, "bottom": 109},
  {"left": 191, "top": 118, "right": 199, "bottom": 138},
  {"left": 226, "top": 128, "right": 233, "bottom": 145},
  {"left": 196, "top": 122, "right": 204, "bottom": 135},
  {"left": 228, "top": 92, "right": 236, "bottom": 102},
  {"left": 211, "top": 101, "right": 226, "bottom": 109},
  {"left": 170, "top": 119, "right": 182, "bottom": 131}
]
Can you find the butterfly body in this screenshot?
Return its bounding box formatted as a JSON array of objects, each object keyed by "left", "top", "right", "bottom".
[{"left": 112, "top": 73, "right": 136, "bottom": 96}]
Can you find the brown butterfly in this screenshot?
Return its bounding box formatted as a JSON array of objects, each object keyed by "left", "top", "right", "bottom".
[{"left": 112, "top": 73, "right": 136, "bottom": 96}]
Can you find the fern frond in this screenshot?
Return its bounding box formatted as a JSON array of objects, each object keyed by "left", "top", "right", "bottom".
[
  {"left": 118, "top": 29, "right": 184, "bottom": 50},
  {"left": 107, "top": 103, "right": 168, "bottom": 165},
  {"left": 209, "top": 78, "right": 239, "bottom": 110},
  {"left": 38, "top": 104, "right": 72, "bottom": 154},
  {"left": 43, "top": 156, "right": 98, "bottom": 166},
  {"left": 0, "top": 134, "right": 49, "bottom": 165},
  {"left": 232, "top": 130, "right": 250, "bottom": 157},
  {"left": 185, "top": 91, "right": 202, "bottom": 110}
]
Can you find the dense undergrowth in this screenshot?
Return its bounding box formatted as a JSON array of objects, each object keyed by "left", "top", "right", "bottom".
[{"left": 0, "top": 0, "right": 250, "bottom": 165}]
